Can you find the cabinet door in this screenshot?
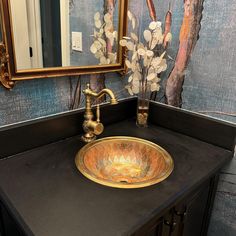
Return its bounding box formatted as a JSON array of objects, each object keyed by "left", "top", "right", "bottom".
[
  {"left": 133, "top": 176, "right": 217, "bottom": 236},
  {"left": 132, "top": 218, "right": 163, "bottom": 236},
  {"left": 0, "top": 203, "right": 23, "bottom": 236},
  {"left": 0, "top": 203, "right": 4, "bottom": 236},
  {"left": 143, "top": 222, "right": 163, "bottom": 236},
  {"left": 182, "top": 184, "right": 210, "bottom": 236},
  {"left": 162, "top": 209, "right": 183, "bottom": 236},
  {"left": 162, "top": 180, "right": 212, "bottom": 236}
]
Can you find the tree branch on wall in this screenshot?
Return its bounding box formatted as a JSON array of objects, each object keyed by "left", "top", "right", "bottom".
[
  {"left": 69, "top": 76, "right": 81, "bottom": 110},
  {"left": 105, "top": 0, "right": 115, "bottom": 55},
  {"left": 165, "top": 0, "right": 204, "bottom": 107},
  {"left": 146, "top": 0, "right": 158, "bottom": 102},
  {"left": 89, "top": 73, "right": 106, "bottom": 104},
  {"left": 146, "top": 0, "right": 157, "bottom": 21}
]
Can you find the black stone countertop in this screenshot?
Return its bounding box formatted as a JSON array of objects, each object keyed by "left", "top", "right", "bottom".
[{"left": 0, "top": 119, "right": 232, "bottom": 236}]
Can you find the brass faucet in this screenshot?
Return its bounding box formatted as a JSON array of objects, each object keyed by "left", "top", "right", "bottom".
[{"left": 82, "top": 83, "right": 118, "bottom": 142}]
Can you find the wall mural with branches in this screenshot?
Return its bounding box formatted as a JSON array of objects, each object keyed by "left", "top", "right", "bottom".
[{"left": 0, "top": 1, "right": 235, "bottom": 234}]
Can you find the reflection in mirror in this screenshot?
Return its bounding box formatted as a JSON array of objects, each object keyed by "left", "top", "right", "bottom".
[
  {"left": 0, "top": 6, "right": 2, "bottom": 42},
  {"left": 9, "top": 0, "right": 120, "bottom": 70}
]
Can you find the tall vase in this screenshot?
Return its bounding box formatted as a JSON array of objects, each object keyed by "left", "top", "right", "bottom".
[{"left": 136, "top": 81, "right": 151, "bottom": 128}]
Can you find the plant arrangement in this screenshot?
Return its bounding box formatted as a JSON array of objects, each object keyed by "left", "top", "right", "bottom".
[
  {"left": 119, "top": 10, "right": 172, "bottom": 126},
  {"left": 70, "top": 0, "right": 204, "bottom": 112},
  {"left": 120, "top": 10, "right": 172, "bottom": 95}
]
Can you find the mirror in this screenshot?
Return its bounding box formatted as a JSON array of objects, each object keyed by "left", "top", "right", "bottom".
[
  {"left": 0, "top": 10, "right": 2, "bottom": 42},
  {"left": 0, "top": 0, "right": 128, "bottom": 88}
]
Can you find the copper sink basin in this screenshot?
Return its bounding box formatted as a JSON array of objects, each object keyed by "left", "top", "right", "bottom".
[{"left": 75, "top": 136, "right": 174, "bottom": 188}]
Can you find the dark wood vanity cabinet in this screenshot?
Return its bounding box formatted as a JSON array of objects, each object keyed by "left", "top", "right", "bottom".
[
  {"left": 134, "top": 175, "right": 218, "bottom": 236},
  {"left": 0, "top": 202, "right": 23, "bottom": 236},
  {"left": 0, "top": 204, "right": 4, "bottom": 236}
]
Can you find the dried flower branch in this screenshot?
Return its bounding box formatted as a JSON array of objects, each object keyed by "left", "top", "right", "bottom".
[{"left": 119, "top": 11, "right": 172, "bottom": 95}]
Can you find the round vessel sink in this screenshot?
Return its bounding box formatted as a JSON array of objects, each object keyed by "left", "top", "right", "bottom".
[{"left": 75, "top": 136, "right": 174, "bottom": 188}]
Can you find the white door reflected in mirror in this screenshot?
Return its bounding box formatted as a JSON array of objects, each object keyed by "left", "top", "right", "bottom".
[{"left": 9, "top": 0, "right": 120, "bottom": 70}]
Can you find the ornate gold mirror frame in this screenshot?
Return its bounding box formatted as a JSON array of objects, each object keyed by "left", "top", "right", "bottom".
[
  {"left": 0, "top": 1, "right": 13, "bottom": 88},
  {"left": 0, "top": 0, "right": 128, "bottom": 89}
]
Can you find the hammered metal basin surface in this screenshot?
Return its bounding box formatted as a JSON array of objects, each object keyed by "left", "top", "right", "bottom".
[{"left": 75, "top": 136, "right": 174, "bottom": 188}]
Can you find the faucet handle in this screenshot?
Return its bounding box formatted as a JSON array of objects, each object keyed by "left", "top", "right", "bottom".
[
  {"left": 83, "top": 83, "right": 91, "bottom": 94},
  {"left": 92, "top": 121, "right": 104, "bottom": 135}
]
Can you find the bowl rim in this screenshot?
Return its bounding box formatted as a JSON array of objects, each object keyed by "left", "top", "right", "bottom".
[{"left": 75, "top": 136, "right": 174, "bottom": 189}]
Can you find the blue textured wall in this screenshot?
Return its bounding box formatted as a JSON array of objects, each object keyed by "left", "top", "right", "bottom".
[
  {"left": 0, "top": 73, "right": 128, "bottom": 126},
  {"left": 0, "top": 0, "right": 235, "bottom": 235}
]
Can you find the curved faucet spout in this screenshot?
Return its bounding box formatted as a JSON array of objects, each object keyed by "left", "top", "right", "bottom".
[{"left": 83, "top": 84, "right": 118, "bottom": 105}]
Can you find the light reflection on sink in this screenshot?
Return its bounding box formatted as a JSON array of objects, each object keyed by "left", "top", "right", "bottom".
[{"left": 75, "top": 136, "right": 174, "bottom": 189}]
